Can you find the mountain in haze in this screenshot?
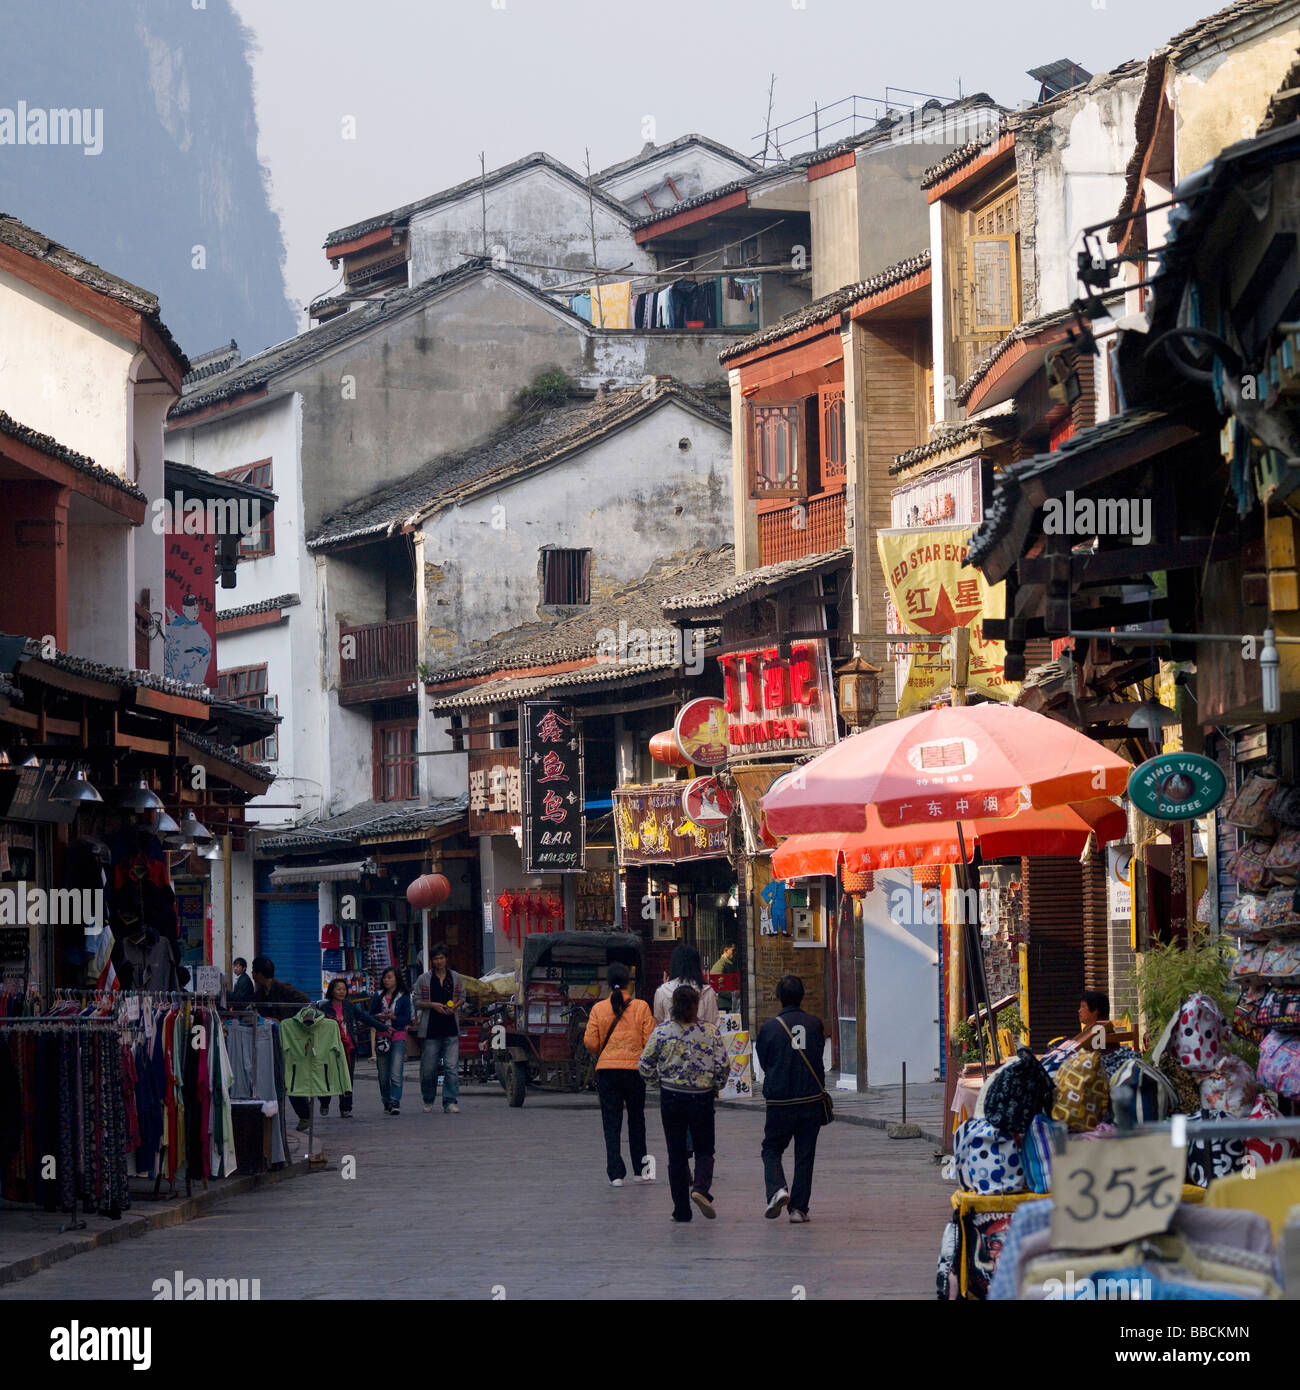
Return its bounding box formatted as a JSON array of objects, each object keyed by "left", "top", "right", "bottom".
[{"left": 0, "top": 0, "right": 294, "bottom": 358}]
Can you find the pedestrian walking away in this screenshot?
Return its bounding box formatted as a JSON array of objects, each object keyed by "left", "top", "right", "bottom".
[
  {"left": 317, "top": 977, "right": 384, "bottom": 1117},
  {"left": 756, "top": 975, "right": 828, "bottom": 1223},
  {"left": 414, "top": 943, "right": 465, "bottom": 1112},
  {"left": 369, "top": 967, "right": 412, "bottom": 1114},
  {"left": 639, "top": 984, "right": 728, "bottom": 1222},
  {"left": 651, "top": 944, "right": 719, "bottom": 1159},
  {"left": 583, "top": 962, "right": 654, "bottom": 1186}
]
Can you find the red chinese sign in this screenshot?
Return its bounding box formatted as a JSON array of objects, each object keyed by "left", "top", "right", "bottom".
[
  {"left": 717, "top": 638, "right": 836, "bottom": 757},
  {"left": 164, "top": 533, "right": 217, "bottom": 689}
]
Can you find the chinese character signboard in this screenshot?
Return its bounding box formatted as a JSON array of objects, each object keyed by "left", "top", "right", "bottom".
[
  {"left": 468, "top": 749, "right": 523, "bottom": 837},
  {"left": 718, "top": 638, "right": 836, "bottom": 759},
  {"left": 521, "top": 702, "right": 584, "bottom": 873},
  {"left": 876, "top": 527, "right": 1018, "bottom": 715},
  {"left": 613, "top": 785, "right": 729, "bottom": 866}
]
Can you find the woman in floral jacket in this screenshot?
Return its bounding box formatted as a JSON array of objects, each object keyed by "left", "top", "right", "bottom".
[{"left": 639, "top": 985, "right": 728, "bottom": 1222}]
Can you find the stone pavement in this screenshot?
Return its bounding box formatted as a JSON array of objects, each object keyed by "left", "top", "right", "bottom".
[
  {"left": 0, "top": 1063, "right": 954, "bottom": 1300},
  {"left": 720, "top": 1075, "right": 949, "bottom": 1146}
]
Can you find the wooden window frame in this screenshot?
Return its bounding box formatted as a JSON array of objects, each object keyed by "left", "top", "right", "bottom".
[
  {"left": 818, "top": 388, "right": 847, "bottom": 485},
  {"left": 215, "top": 459, "right": 274, "bottom": 559},
  {"left": 373, "top": 718, "right": 419, "bottom": 802},
  {"left": 748, "top": 401, "right": 807, "bottom": 499},
  {"left": 217, "top": 664, "right": 276, "bottom": 760}
]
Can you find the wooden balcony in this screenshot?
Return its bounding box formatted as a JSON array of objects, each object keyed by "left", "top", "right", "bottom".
[
  {"left": 338, "top": 617, "right": 417, "bottom": 705},
  {"left": 757, "top": 490, "right": 847, "bottom": 567}
]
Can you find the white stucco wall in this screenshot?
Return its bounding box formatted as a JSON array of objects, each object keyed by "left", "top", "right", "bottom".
[
  {"left": 418, "top": 399, "right": 732, "bottom": 667},
  {"left": 863, "top": 869, "right": 941, "bottom": 1086},
  {"left": 0, "top": 269, "right": 138, "bottom": 474},
  {"left": 408, "top": 165, "right": 656, "bottom": 290}
]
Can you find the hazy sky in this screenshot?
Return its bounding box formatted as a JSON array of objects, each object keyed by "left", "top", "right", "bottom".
[{"left": 230, "top": 0, "right": 1220, "bottom": 323}]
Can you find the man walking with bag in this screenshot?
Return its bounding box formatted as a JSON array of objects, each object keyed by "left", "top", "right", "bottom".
[{"left": 756, "top": 975, "right": 830, "bottom": 1223}]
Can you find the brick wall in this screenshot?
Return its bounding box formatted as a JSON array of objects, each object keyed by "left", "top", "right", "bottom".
[{"left": 749, "top": 856, "right": 830, "bottom": 1030}]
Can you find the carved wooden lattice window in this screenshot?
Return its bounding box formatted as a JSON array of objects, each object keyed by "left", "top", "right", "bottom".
[
  {"left": 750, "top": 403, "right": 804, "bottom": 498},
  {"left": 819, "top": 388, "right": 846, "bottom": 484}
]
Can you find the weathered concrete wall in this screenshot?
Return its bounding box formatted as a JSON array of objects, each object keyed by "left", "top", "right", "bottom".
[
  {"left": 1017, "top": 76, "right": 1143, "bottom": 320},
  {"left": 408, "top": 165, "right": 656, "bottom": 290},
  {"left": 583, "top": 330, "right": 734, "bottom": 389},
  {"left": 598, "top": 143, "right": 753, "bottom": 209},
  {"left": 419, "top": 399, "right": 731, "bottom": 666},
  {"left": 1174, "top": 20, "right": 1300, "bottom": 180},
  {"left": 811, "top": 165, "right": 860, "bottom": 297}
]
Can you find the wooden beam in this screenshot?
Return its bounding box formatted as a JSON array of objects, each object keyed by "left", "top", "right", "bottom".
[
  {"left": 114, "top": 730, "right": 171, "bottom": 756},
  {"left": 1018, "top": 535, "right": 1236, "bottom": 585},
  {"left": 19, "top": 659, "right": 118, "bottom": 702},
  {"left": 133, "top": 686, "right": 209, "bottom": 720}
]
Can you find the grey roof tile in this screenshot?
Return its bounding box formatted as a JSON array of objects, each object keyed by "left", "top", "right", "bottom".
[
  {"left": 0, "top": 412, "right": 147, "bottom": 503},
  {"left": 217, "top": 593, "right": 301, "bottom": 621},
  {"left": 258, "top": 795, "right": 467, "bottom": 852},
  {"left": 662, "top": 546, "right": 850, "bottom": 618}
]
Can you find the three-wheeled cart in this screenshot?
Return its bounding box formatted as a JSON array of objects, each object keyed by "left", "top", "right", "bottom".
[{"left": 491, "top": 931, "right": 643, "bottom": 1106}]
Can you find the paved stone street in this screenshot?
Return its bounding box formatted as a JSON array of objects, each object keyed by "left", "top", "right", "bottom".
[{"left": 1, "top": 1069, "right": 952, "bottom": 1301}]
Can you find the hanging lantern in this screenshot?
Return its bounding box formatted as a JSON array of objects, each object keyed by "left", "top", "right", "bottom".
[
  {"left": 835, "top": 656, "right": 882, "bottom": 729},
  {"left": 496, "top": 890, "right": 519, "bottom": 945},
  {"left": 841, "top": 865, "right": 874, "bottom": 896},
  {"left": 913, "top": 863, "right": 942, "bottom": 887},
  {"left": 406, "top": 873, "right": 451, "bottom": 909},
  {"left": 649, "top": 730, "right": 690, "bottom": 767},
  {"left": 543, "top": 892, "right": 563, "bottom": 931}
]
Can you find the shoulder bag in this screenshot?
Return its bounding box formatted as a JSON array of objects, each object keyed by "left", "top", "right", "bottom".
[{"left": 775, "top": 1017, "right": 834, "bottom": 1125}]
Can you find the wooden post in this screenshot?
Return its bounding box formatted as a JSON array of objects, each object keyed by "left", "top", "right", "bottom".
[
  {"left": 585, "top": 148, "right": 603, "bottom": 327},
  {"left": 222, "top": 831, "right": 233, "bottom": 983}
]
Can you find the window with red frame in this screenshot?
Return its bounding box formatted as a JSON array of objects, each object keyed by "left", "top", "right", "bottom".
[
  {"left": 217, "top": 664, "right": 278, "bottom": 761},
  {"left": 749, "top": 402, "right": 805, "bottom": 498},
  {"left": 215, "top": 460, "right": 274, "bottom": 558},
  {"left": 374, "top": 720, "right": 419, "bottom": 801},
  {"left": 819, "top": 388, "right": 847, "bottom": 485}
]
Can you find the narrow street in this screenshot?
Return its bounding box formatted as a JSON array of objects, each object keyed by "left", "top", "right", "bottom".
[{"left": 0, "top": 1075, "right": 951, "bottom": 1301}]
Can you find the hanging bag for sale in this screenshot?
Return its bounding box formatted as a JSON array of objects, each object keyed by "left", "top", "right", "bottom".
[
  {"left": 1050, "top": 1048, "right": 1110, "bottom": 1132},
  {"left": 1110, "top": 1055, "right": 1180, "bottom": 1123},
  {"left": 980, "top": 1045, "right": 1054, "bottom": 1140}
]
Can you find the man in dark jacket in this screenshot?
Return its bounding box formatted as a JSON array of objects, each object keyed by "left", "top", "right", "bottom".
[
  {"left": 755, "top": 975, "right": 825, "bottom": 1224},
  {"left": 229, "top": 958, "right": 255, "bottom": 1003},
  {"left": 250, "top": 957, "right": 314, "bottom": 1130}
]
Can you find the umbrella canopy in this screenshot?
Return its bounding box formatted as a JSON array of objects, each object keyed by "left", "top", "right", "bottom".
[
  {"left": 762, "top": 702, "right": 1132, "bottom": 835},
  {"left": 771, "top": 798, "right": 1128, "bottom": 878}
]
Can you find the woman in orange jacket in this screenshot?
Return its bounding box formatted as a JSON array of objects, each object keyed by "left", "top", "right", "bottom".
[{"left": 584, "top": 962, "right": 656, "bottom": 1187}]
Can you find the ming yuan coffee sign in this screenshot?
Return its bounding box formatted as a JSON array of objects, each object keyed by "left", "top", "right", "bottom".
[
  {"left": 718, "top": 639, "right": 836, "bottom": 758},
  {"left": 1126, "top": 752, "right": 1226, "bottom": 822}
]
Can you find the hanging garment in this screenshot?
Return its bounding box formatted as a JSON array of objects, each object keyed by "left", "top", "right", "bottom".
[
  {"left": 279, "top": 1009, "right": 348, "bottom": 1097},
  {"left": 589, "top": 281, "right": 631, "bottom": 329},
  {"left": 569, "top": 291, "right": 592, "bottom": 322}
]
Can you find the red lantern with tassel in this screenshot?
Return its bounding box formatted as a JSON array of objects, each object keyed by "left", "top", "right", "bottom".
[
  {"left": 543, "top": 892, "right": 562, "bottom": 932},
  {"left": 496, "top": 890, "right": 518, "bottom": 946}
]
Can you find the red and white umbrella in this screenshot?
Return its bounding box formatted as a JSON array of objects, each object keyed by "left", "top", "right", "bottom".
[{"left": 762, "top": 702, "right": 1132, "bottom": 835}]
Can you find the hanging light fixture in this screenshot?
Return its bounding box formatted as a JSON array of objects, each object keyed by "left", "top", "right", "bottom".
[
  {"left": 1262, "top": 628, "right": 1281, "bottom": 715},
  {"left": 51, "top": 766, "right": 103, "bottom": 804},
  {"left": 1126, "top": 697, "right": 1180, "bottom": 741},
  {"left": 178, "top": 810, "right": 213, "bottom": 843},
  {"left": 201, "top": 839, "right": 224, "bottom": 861},
  {"left": 118, "top": 777, "right": 165, "bottom": 812},
  {"left": 151, "top": 808, "right": 180, "bottom": 835}
]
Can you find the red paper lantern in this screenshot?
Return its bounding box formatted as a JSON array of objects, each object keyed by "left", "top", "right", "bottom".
[
  {"left": 406, "top": 873, "right": 451, "bottom": 909},
  {"left": 841, "top": 865, "right": 874, "bottom": 896},
  {"left": 912, "top": 864, "right": 941, "bottom": 888},
  {"left": 649, "top": 730, "right": 690, "bottom": 767}
]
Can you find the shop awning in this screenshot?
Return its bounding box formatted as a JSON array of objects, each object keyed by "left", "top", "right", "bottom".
[{"left": 268, "top": 858, "right": 376, "bottom": 885}]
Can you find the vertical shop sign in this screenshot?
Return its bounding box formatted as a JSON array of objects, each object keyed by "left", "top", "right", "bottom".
[
  {"left": 521, "top": 701, "right": 585, "bottom": 873},
  {"left": 164, "top": 531, "right": 217, "bottom": 688}
]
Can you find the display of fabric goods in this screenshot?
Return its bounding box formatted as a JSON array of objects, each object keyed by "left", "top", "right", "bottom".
[
  {"left": 1223, "top": 893, "right": 1265, "bottom": 934},
  {"left": 1223, "top": 772, "right": 1280, "bottom": 834},
  {"left": 1257, "top": 1029, "right": 1300, "bottom": 1098},
  {"left": 1265, "top": 829, "right": 1300, "bottom": 879},
  {"left": 225, "top": 1012, "right": 289, "bottom": 1167},
  {"left": 1050, "top": 1049, "right": 1110, "bottom": 1131},
  {"left": 961, "top": 1207, "right": 1016, "bottom": 1300},
  {"left": 1227, "top": 838, "right": 1276, "bottom": 893},
  {"left": 1262, "top": 940, "right": 1300, "bottom": 980},
  {"left": 1234, "top": 983, "right": 1270, "bottom": 1042},
  {"left": 1186, "top": 1109, "right": 1249, "bottom": 1188},
  {"left": 0, "top": 1021, "right": 130, "bottom": 1218},
  {"left": 1232, "top": 940, "right": 1269, "bottom": 979},
  {"left": 1110, "top": 1056, "right": 1180, "bottom": 1123},
  {"left": 1198, "top": 1055, "right": 1257, "bottom": 1116},
  {"left": 1022, "top": 1114, "right": 1055, "bottom": 1194},
  {"left": 1174, "top": 993, "right": 1227, "bottom": 1072},
  {"left": 936, "top": 1209, "right": 961, "bottom": 1299},
  {"left": 1244, "top": 1094, "right": 1300, "bottom": 1168},
  {"left": 954, "top": 1117, "right": 1026, "bottom": 1194},
  {"left": 1256, "top": 987, "right": 1300, "bottom": 1031},
  {"left": 979, "top": 1046, "right": 1053, "bottom": 1140},
  {"left": 1259, "top": 886, "right": 1300, "bottom": 935},
  {"left": 1267, "top": 782, "right": 1300, "bottom": 828}
]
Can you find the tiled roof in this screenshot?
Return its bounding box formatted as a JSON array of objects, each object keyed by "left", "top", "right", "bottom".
[
  {"left": 718, "top": 251, "right": 931, "bottom": 363},
  {"left": 171, "top": 260, "right": 581, "bottom": 419},
  {"left": 920, "top": 123, "right": 1010, "bottom": 189},
  {"left": 179, "top": 727, "right": 273, "bottom": 783},
  {"left": 1109, "top": 54, "right": 1172, "bottom": 244},
  {"left": 662, "top": 546, "right": 851, "bottom": 618},
  {"left": 631, "top": 175, "right": 757, "bottom": 230},
  {"left": 1166, "top": 0, "right": 1298, "bottom": 60},
  {"left": 955, "top": 307, "right": 1076, "bottom": 405},
  {"left": 0, "top": 412, "right": 147, "bottom": 503},
  {"left": 966, "top": 407, "right": 1173, "bottom": 573},
  {"left": 1258, "top": 46, "right": 1300, "bottom": 133},
  {"left": 891, "top": 422, "right": 982, "bottom": 474},
  {"left": 307, "top": 381, "right": 730, "bottom": 550},
  {"left": 183, "top": 341, "right": 241, "bottom": 384},
  {"left": 0, "top": 214, "right": 187, "bottom": 373},
  {"left": 258, "top": 795, "right": 467, "bottom": 852},
  {"left": 13, "top": 637, "right": 212, "bottom": 703},
  {"left": 427, "top": 660, "right": 686, "bottom": 712},
  {"left": 423, "top": 546, "right": 733, "bottom": 689},
  {"left": 163, "top": 458, "right": 277, "bottom": 505},
  {"left": 324, "top": 152, "right": 633, "bottom": 250},
  {"left": 217, "top": 593, "right": 301, "bottom": 621}
]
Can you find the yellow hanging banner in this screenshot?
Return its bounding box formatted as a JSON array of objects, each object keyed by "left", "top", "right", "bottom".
[{"left": 876, "top": 527, "right": 1020, "bottom": 715}]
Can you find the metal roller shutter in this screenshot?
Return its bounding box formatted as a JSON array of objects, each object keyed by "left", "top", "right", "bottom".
[
  {"left": 1022, "top": 856, "right": 1086, "bottom": 1052},
  {"left": 257, "top": 898, "right": 320, "bottom": 1001}
]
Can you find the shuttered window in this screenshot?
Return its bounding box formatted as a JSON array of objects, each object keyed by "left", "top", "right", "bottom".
[
  {"left": 541, "top": 549, "right": 591, "bottom": 606},
  {"left": 749, "top": 402, "right": 805, "bottom": 498},
  {"left": 374, "top": 720, "right": 419, "bottom": 801}
]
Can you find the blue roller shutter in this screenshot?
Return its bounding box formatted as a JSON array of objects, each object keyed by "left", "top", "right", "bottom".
[{"left": 257, "top": 897, "right": 320, "bottom": 1001}]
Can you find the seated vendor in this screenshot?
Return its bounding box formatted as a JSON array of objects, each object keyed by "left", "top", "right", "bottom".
[{"left": 1040, "top": 989, "right": 1116, "bottom": 1076}]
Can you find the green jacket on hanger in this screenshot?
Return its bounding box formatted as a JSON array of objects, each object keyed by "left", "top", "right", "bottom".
[{"left": 279, "top": 1006, "right": 349, "bottom": 1097}]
